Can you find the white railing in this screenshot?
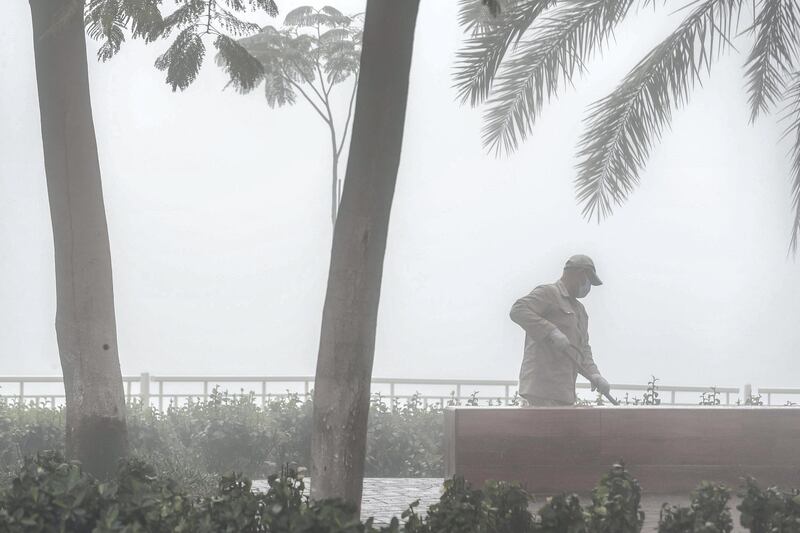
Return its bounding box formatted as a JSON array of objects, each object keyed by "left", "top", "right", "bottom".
[{"left": 1, "top": 375, "right": 792, "bottom": 409}]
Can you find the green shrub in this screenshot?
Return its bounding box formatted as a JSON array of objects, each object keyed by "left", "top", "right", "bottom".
[
  {"left": 405, "top": 476, "right": 534, "bottom": 533},
  {"left": 0, "top": 390, "right": 446, "bottom": 488},
  {"left": 659, "top": 482, "right": 733, "bottom": 533},
  {"left": 533, "top": 493, "right": 587, "bottom": 533},
  {"left": 366, "top": 394, "right": 443, "bottom": 478},
  {"left": 586, "top": 462, "right": 644, "bottom": 533},
  {"left": 0, "top": 454, "right": 399, "bottom": 533},
  {"left": 0, "top": 451, "right": 103, "bottom": 532},
  {"left": 738, "top": 477, "right": 800, "bottom": 533}
]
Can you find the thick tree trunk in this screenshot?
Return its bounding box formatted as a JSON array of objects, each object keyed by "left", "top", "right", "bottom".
[
  {"left": 311, "top": 0, "right": 420, "bottom": 509},
  {"left": 29, "top": 0, "right": 128, "bottom": 479}
]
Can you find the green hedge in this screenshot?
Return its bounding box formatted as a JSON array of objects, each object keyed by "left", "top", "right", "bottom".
[
  {"left": 1, "top": 454, "right": 795, "bottom": 532},
  {"left": 0, "top": 389, "right": 445, "bottom": 488}
]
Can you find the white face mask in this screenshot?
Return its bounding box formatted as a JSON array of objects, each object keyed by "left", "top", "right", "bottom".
[{"left": 575, "top": 278, "right": 591, "bottom": 298}]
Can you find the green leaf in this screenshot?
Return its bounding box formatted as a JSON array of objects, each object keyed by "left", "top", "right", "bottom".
[
  {"left": 154, "top": 28, "right": 206, "bottom": 91},
  {"left": 215, "top": 35, "right": 264, "bottom": 93}
]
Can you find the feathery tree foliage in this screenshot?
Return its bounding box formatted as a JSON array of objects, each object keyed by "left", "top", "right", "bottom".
[
  {"left": 83, "top": 0, "right": 278, "bottom": 91},
  {"left": 236, "top": 6, "right": 363, "bottom": 224},
  {"left": 456, "top": 0, "right": 800, "bottom": 253}
]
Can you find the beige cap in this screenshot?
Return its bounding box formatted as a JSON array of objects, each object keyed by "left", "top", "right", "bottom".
[{"left": 564, "top": 254, "right": 603, "bottom": 286}]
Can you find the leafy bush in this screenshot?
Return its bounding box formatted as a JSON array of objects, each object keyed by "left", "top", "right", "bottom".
[
  {"left": 0, "top": 453, "right": 397, "bottom": 533},
  {"left": 0, "top": 451, "right": 104, "bottom": 531},
  {"left": 738, "top": 477, "right": 800, "bottom": 533},
  {"left": 403, "top": 476, "right": 534, "bottom": 533},
  {"left": 366, "top": 394, "right": 443, "bottom": 477},
  {"left": 5, "top": 457, "right": 800, "bottom": 532},
  {"left": 659, "top": 482, "right": 733, "bottom": 533},
  {"left": 0, "top": 399, "right": 64, "bottom": 486},
  {"left": 0, "top": 389, "right": 446, "bottom": 488},
  {"left": 586, "top": 462, "right": 644, "bottom": 533},
  {"left": 533, "top": 493, "right": 587, "bottom": 533}
]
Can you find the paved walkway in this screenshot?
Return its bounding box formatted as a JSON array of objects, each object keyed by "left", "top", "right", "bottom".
[{"left": 254, "top": 478, "right": 746, "bottom": 531}]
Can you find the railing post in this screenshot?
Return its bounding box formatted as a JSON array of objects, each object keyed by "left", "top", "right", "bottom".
[
  {"left": 158, "top": 380, "right": 164, "bottom": 412},
  {"left": 389, "top": 382, "right": 396, "bottom": 412},
  {"left": 203, "top": 380, "right": 208, "bottom": 401},
  {"left": 19, "top": 380, "right": 24, "bottom": 405},
  {"left": 744, "top": 383, "right": 752, "bottom": 402},
  {"left": 140, "top": 373, "right": 150, "bottom": 407},
  {"left": 504, "top": 385, "right": 510, "bottom": 405},
  {"left": 261, "top": 381, "right": 267, "bottom": 407},
  {"left": 670, "top": 390, "right": 676, "bottom": 404}
]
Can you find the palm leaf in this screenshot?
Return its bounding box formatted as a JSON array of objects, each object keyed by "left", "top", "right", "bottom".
[
  {"left": 782, "top": 72, "right": 800, "bottom": 254},
  {"left": 481, "top": 0, "right": 635, "bottom": 156},
  {"left": 574, "top": 0, "right": 743, "bottom": 221},
  {"left": 743, "top": 0, "right": 800, "bottom": 122},
  {"left": 454, "top": 0, "right": 555, "bottom": 107}
]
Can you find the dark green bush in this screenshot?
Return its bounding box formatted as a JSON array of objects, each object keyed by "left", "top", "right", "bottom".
[
  {"left": 0, "top": 451, "right": 103, "bottom": 532},
  {"left": 659, "top": 482, "right": 733, "bottom": 533},
  {"left": 403, "top": 476, "right": 534, "bottom": 533},
  {"left": 533, "top": 493, "right": 587, "bottom": 533},
  {"left": 738, "top": 477, "right": 800, "bottom": 533},
  {"left": 0, "top": 454, "right": 398, "bottom": 533},
  {"left": 586, "top": 462, "right": 644, "bottom": 533},
  {"left": 4, "top": 457, "right": 800, "bottom": 533}
]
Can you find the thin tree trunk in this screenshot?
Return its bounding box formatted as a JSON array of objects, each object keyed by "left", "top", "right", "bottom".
[
  {"left": 311, "top": 0, "right": 420, "bottom": 509},
  {"left": 29, "top": 0, "right": 128, "bottom": 479},
  {"left": 331, "top": 141, "right": 339, "bottom": 224}
]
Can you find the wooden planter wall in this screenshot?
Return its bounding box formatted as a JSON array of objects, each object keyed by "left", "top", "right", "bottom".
[{"left": 444, "top": 406, "right": 800, "bottom": 493}]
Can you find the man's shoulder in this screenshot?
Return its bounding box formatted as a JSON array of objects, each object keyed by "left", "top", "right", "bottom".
[
  {"left": 531, "top": 282, "right": 560, "bottom": 294},
  {"left": 527, "top": 282, "right": 561, "bottom": 300}
]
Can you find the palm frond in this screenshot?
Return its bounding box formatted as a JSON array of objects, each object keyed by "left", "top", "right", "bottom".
[
  {"left": 782, "top": 72, "right": 800, "bottom": 254},
  {"left": 481, "top": 0, "right": 635, "bottom": 156},
  {"left": 454, "top": 0, "right": 554, "bottom": 107},
  {"left": 458, "top": 0, "right": 507, "bottom": 33},
  {"left": 574, "top": 0, "right": 744, "bottom": 221},
  {"left": 744, "top": 0, "right": 800, "bottom": 122}
]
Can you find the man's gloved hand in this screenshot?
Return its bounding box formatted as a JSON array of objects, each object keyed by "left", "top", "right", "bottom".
[
  {"left": 590, "top": 374, "right": 611, "bottom": 396},
  {"left": 547, "top": 328, "right": 571, "bottom": 353}
]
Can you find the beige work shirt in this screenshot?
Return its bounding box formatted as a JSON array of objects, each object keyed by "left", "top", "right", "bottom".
[{"left": 510, "top": 280, "right": 600, "bottom": 404}]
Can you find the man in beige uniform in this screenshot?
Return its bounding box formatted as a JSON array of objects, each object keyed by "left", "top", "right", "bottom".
[{"left": 510, "top": 255, "right": 611, "bottom": 406}]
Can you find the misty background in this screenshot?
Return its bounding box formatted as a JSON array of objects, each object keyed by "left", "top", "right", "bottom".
[{"left": 2, "top": 0, "right": 798, "bottom": 389}]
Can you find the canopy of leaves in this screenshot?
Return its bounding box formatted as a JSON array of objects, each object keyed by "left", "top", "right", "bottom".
[
  {"left": 235, "top": 6, "right": 362, "bottom": 107},
  {"left": 84, "top": 0, "right": 278, "bottom": 91},
  {"left": 455, "top": 0, "right": 800, "bottom": 253}
]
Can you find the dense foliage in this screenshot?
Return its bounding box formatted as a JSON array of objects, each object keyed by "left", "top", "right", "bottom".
[
  {"left": 659, "top": 482, "right": 734, "bottom": 533},
  {"left": 3, "top": 456, "right": 794, "bottom": 532},
  {"left": 0, "top": 389, "right": 444, "bottom": 488}
]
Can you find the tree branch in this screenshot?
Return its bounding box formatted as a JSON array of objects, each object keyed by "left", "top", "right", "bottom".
[
  {"left": 279, "top": 65, "right": 331, "bottom": 124},
  {"left": 337, "top": 74, "right": 358, "bottom": 157}
]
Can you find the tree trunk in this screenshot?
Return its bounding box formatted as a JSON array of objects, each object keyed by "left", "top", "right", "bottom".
[
  {"left": 29, "top": 0, "right": 128, "bottom": 479},
  {"left": 311, "top": 0, "right": 420, "bottom": 509},
  {"left": 331, "top": 146, "right": 339, "bottom": 225}
]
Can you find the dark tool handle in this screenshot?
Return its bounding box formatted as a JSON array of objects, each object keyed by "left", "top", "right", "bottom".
[{"left": 565, "top": 344, "right": 620, "bottom": 406}]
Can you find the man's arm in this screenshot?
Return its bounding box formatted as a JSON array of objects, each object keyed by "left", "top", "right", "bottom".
[
  {"left": 509, "top": 286, "right": 558, "bottom": 341},
  {"left": 580, "top": 325, "right": 609, "bottom": 395},
  {"left": 581, "top": 343, "right": 600, "bottom": 376}
]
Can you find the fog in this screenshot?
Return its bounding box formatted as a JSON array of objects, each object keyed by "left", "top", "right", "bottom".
[{"left": 2, "top": 0, "right": 798, "bottom": 390}]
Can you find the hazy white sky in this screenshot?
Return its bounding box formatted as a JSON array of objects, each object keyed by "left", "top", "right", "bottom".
[{"left": 2, "top": 1, "right": 798, "bottom": 391}]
